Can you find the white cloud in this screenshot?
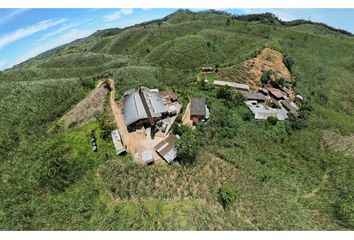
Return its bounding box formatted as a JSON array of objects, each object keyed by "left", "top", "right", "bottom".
[
  {"left": 0, "top": 9, "right": 29, "bottom": 26},
  {"left": 12, "top": 28, "right": 96, "bottom": 66},
  {"left": 0, "top": 18, "right": 68, "bottom": 49},
  {"left": 0, "top": 59, "right": 7, "bottom": 70},
  {"left": 103, "top": 8, "right": 134, "bottom": 22},
  {"left": 39, "top": 18, "right": 92, "bottom": 42},
  {"left": 120, "top": 8, "right": 133, "bottom": 15}
]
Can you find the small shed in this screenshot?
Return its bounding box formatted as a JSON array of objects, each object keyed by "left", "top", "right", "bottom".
[
  {"left": 111, "top": 129, "right": 126, "bottom": 155},
  {"left": 190, "top": 98, "right": 206, "bottom": 125},
  {"left": 242, "top": 91, "right": 266, "bottom": 101},
  {"left": 201, "top": 67, "right": 214, "bottom": 72},
  {"left": 266, "top": 87, "right": 286, "bottom": 100},
  {"left": 155, "top": 134, "right": 177, "bottom": 163},
  {"left": 295, "top": 94, "right": 304, "bottom": 103},
  {"left": 282, "top": 87, "right": 291, "bottom": 95},
  {"left": 281, "top": 100, "right": 299, "bottom": 117}
]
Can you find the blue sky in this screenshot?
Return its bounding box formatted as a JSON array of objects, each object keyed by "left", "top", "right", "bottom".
[{"left": 0, "top": 8, "right": 353, "bottom": 70}]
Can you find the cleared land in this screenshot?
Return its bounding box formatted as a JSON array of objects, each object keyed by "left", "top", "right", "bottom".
[{"left": 61, "top": 81, "right": 109, "bottom": 128}]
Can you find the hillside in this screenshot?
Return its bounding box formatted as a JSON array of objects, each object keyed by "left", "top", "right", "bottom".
[{"left": 0, "top": 10, "right": 353, "bottom": 230}]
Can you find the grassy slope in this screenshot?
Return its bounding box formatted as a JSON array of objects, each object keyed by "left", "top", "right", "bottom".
[{"left": 0, "top": 10, "right": 353, "bottom": 230}]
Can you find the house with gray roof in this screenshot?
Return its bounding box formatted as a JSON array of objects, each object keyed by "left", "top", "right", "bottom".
[
  {"left": 123, "top": 88, "right": 168, "bottom": 131},
  {"left": 190, "top": 97, "right": 208, "bottom": 125}
]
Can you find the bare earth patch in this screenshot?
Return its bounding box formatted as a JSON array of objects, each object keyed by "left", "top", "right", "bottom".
[
  {"left": 323, "top": 130, "right": 354, "bottom": 158},
  {"left": 242, "top": 47, "right": 292, "bottom": 85},
  {"left": 61, "top": 82, "right": 109, "bottom": 128}
]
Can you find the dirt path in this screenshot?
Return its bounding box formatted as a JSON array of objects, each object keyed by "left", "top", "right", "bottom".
[
  {"left": 303, "top": 171, "right": 329, "bottom": 199},
  {"left": 182, "top": 101, "right": 193, "bottom": 127},
  {"left": 107, "top": 79, "right": 133, "bottom": 152},
  {"left": 107, "top": 79, "right": 162, "bottom": 163}
]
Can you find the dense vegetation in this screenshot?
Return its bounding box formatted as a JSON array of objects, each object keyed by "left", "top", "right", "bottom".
[{"left": 0, "top": 10, "right": 353, "bottom": 230}]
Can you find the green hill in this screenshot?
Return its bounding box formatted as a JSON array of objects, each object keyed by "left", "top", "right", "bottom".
[{"left": 0, "top": 10, "right": 353, "bottom": 230}]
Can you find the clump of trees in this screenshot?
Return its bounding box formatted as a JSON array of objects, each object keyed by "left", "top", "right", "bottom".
[
  {"left": 176, "top": 127, "right": 199, "bottom": 165},
  {"left": 289, "top": 110, "right": 310, "bottom": 131},
  {"left": 94, "top": 111, "right": 116, "bottom": 140},
  {"left": 216, "top": 86, "right": 244, "bottom": 107},
  {"left": 260, "top": 70, "right": 272, "bottom": 85},
  {"left": 219, "top": 182, "right": 238, "bottom": 209}
]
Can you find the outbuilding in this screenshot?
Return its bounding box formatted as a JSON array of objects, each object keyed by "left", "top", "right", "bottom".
[
  {"left": 155, "top": 134, "right": 177, "bottom": 163},
  {"left": 266, "top": 87, "right": 286, "bottom": 100},
  {"left": 190, "top": 97, "right": 207, "bottom": 125},
  {"left": 242, "top": 91, "right": 266, "bottom": 101}
]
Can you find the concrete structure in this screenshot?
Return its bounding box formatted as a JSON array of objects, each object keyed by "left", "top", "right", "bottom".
[
  {"left": 111, "top": 129, "right": 126, "bottom": 155},
  {"left": 190, "top": 98, "right": 207, "bottom": 125},
  {"left": 242, "top": 91, "right": 266, "bottom": 101},
  {"left": 155, "top": 134, "right": 177, "bottom": 163},
  {"left": 245, "top": 100, "right": 288, "bottom": 120},
  {"left": 214, "top": 80, "right": 250, "bottom": 91}
]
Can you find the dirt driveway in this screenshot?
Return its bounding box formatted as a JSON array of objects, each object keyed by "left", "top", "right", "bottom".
[{"left": 107, "top": 79, "right": 165, "bottom": 164}]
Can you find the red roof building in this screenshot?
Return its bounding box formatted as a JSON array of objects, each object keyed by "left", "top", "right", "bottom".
[{"left": 267, "top": 87, "right": 286, "bottom": 100}]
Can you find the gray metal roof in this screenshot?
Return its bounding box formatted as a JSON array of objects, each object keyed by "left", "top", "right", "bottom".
[
  {"left": 191, "top": 98, "right": 206, "bottom": 116},
  {"left": 214, "top": 80, "right": 250, "bottom": 91},
  {"left": 242, "top": 91, "right": 266, "bottom": 101},
  {"left": 244, "top": 100, "right": 288, "bottom": 120},
  {"left": 281, "top": 100, "right": 299, "bottom": 117},
  {"left": 123, "top": 89, "right": 167, "bottom": 126},
  {"left": 155, "top": 134, "right": 177, "bottom": 163}
]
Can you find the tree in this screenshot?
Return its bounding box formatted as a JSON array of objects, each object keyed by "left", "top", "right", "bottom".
[
  {"left": 260, "top": 70, "right": 272, "bottom": 85},
  {"left": 219, "top": 182, "right": 238, "bottom": 209},
  {"left": 274, "top": 77, "right": 285, "bottom": 87},
  {"left": 289, "top": 110, "right": 310, "bottom": 130},
  {"left": 216, "top": 85, "right": 233, "bottom": 100},
  {"left": 226, "top": 18, "right": 231, "bottom": 26},
  {"left": 176, "top": 128, "right": 199, "bottom": 164}
]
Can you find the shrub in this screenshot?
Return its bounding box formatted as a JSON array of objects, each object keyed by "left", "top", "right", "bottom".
[
  {"left": 267, "top": 116, "right": 278, "bottom": 125},
  {"left": 216, "top": 86, "right": 244, "bottom": 107},
  {"left": 260, "top": 70, "right": 272, "bottom": 84},
  {"left": 216, "top": 86, "right": 233, "bottom": 100},
  {"left": 100, "top": 123, "right": 116, "bottom": 140},
  {"left": 289, "top": 110, "right": 310, "bottom": 130},
  {"left": 274, "top": 77, "right": 285, "bottom": 87},
  {"left": 240, "top": 108, "right": 253, "bottom": 121},
  {"left": 283, "top": 53, "right": 294, "bottom": 72},
  {"left": 260, "top": 171, "right": 272, "bottom": 182},
  {"left": 176, "top": 128, "right": 199, "bottom": 164},
  {"left": 219, "top": 182, "right": 238, "bottom": 209},
  {"left": 334, "top": 193, "right": 354, "bottom": 228}
]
